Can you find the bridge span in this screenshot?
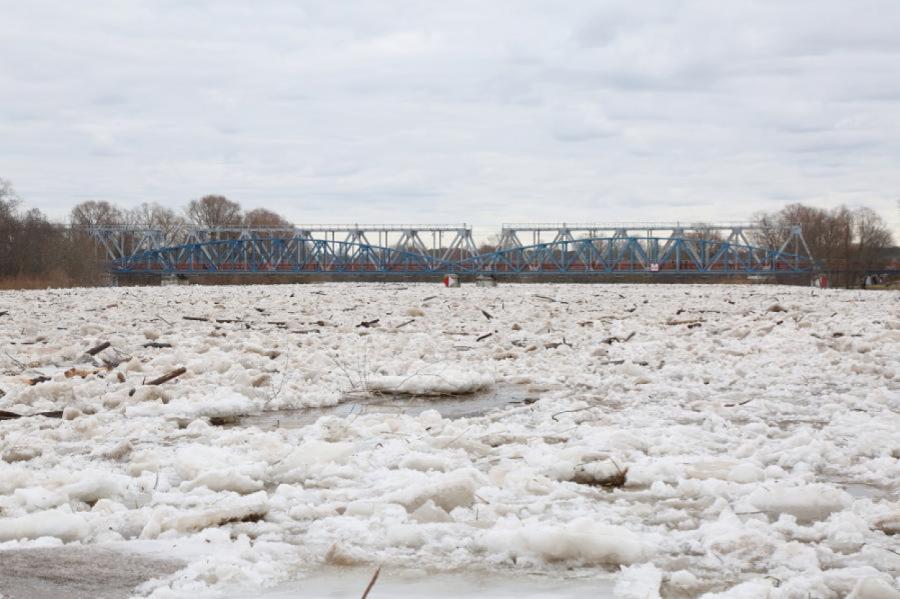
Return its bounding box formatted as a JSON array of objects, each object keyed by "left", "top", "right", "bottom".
[{"left": 85, "top": 222, "right": 817, "bottom": 277}]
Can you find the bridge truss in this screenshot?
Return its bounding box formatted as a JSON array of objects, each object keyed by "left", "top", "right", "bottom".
[{"left": 91, "top": 222, "right": 816, "bottom": 277}]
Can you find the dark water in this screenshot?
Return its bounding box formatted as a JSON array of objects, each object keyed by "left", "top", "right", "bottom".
[
  {"left": 229, "top": 384, "right": 540, "bottom": 430},
  {"left": 231, "top": 567, "right": 615, "bottom": 598}
]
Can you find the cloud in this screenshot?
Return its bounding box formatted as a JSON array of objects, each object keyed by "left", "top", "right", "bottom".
[{"left": 0, "top": 0, "right": 898, "bottom": 239}]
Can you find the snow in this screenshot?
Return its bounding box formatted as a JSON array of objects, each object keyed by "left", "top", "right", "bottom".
[{"left": 0, "top": 282, "right": 898, "bottom": 597}]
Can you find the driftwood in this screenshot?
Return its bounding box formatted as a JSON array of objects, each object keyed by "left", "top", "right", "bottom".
[
  {"left": 356, "top": 319, "right": 380, "bottom": 328},
  {"left": 476, "top": 332, "right": 493, "bottom": 342},
  {"left": 183, "top": 316, "right": 209, "bottom": 322},
  {"left": 544, "top": 338, "right": 572, "bottom": 349},
  {"left": 601, "top": 331, "right": 636, "bottom": 345},
  {"left": 360, "top": 567, "right": 381, "bottom": 599},
  {"left": 86, "top": 341, "right": 111, "bottom": 356},
  {"left": 0, "top": 409, "right": 63, "bottom": 420},
  {"left": 143, "top": 342, "right": 172, "bottom": 348},
  {"left": 147, "top": 367, "right": 186, "bottom": 386},
  {"left": 65, "top": 367, "right": 98, "bottom": 379}
]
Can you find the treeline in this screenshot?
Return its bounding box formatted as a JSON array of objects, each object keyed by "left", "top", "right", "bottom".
[
  {"left": 751, "top": 203, "right": 894, "bottom": 287},
  {"left": 1, "top": 185, "right": 298, "bottom": 287},
  {"left": 0, "top": 178, "right": 102, "bottom": 288},
  {"left": 0, "top": 175, "right": 896, "bottom": 288},
  {"left": 71, "top": 195, "right": 290, "bottom": 230}
]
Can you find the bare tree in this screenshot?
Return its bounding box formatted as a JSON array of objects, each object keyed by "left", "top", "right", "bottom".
[
  {"left": 243, "top": 208, "right": 292, "bottom": 228},
  {"left": 752, "top": 203, "right": 893, "bottom": 287},
  {"left": 186, "top": 195, "right": 242, "bottom": 228},
  {"left": 0, "top": 178, "right": 103, "bottom": 286},
  {"left": 0, "top": 178, "right": 21, "bottom": 276},
  {"left": 127, "top": 202, "right": 186, "bottom": 245},
  {"left": 853, "top": 207, "right": 893, "bottom": 273},
  {"left": 70, "top": 200, "right": 123, "bottom": 228}
]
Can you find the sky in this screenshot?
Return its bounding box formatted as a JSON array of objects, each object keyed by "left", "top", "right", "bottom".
[{"left": 1, "top": 1, "right": 899, "bottom": 238}]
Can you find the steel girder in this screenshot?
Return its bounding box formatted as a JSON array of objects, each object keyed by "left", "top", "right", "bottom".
[{"left": 113, "top": 234, "right": 816, "bottom": 276}]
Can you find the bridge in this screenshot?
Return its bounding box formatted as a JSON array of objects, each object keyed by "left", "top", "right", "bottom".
[{"left": 85, "top": 222, "right": 817, "bottom": 277}]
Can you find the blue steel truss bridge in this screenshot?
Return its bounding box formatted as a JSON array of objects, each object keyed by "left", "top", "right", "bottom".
[{"left": 87, "top": 222, "right": 817, "bottom": 278}]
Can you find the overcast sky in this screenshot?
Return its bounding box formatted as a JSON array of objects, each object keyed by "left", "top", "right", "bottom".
[{"left": 2, "top": 1, "right": 899, "bottom": 236}]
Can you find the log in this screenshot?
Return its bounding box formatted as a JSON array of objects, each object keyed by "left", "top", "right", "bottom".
[
  {"left": 86, "top": 341, "right": 111, "bottom": 356},
  {"left": 0, "top": 409, "right": 62, "bottom": 419},
  {"left": 147, "top": 367, "right": 187, "bottom": 386}
]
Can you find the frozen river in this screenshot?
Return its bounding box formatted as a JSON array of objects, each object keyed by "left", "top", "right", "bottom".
[{"left": 0, "top": 283, "right": 898, "bottom": 597}]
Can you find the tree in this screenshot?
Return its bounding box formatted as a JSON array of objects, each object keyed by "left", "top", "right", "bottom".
[
  {"left": 0, "top": 177, "right": 19, "bottom": 217},
  {"left": 752, "top": 203, "right": 893, "bottom": 287},
  {"left": 243, "top": 208, "right": 292, "bottom": 228},
  {"left": 0, "top": 178, "right": 20, "bottom": 276},
  {"left": 126, "top": 202, "right": 186, "bottom": 245},
  {"left": 0, "top": 178, "right": 103, "bottom": 286},
  {"left": 70, "top": 200, "right": 123, "bottom": 227},
  {"left": 853, "top": 207, "right": 893, "bottom": 273},
  {"left": 186, "top": 195, "right": 242, "bottom": 228}
]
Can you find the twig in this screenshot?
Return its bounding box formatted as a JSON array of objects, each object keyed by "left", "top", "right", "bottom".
[
  {"left": 183, "top": 316, "right": 208, "bottom": 322},
  {"left": 5, "top": 352, "right": 26, "bottom": 371},
  {"left": 551, "top": 406, "right": 598, "bottom": 422},
  {"left": 480, "top": 309, "right": 493, "bottom": 320},
  {"left": 724, "top": 398, "right": 754, "bottom": 407},
  {"left": 360, "top": 567, "right": 381, "bottom": 599},
  {"left": 476, "top": 332, "right": 493, "bottom": 342},
  {"left": 394, "top": 319, "right": 415, "bottom": 329}
]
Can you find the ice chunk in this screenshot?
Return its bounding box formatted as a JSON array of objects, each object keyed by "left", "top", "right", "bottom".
[
  {"left": 156, "top": 491, "right": 269, "bottom": 535},
  {"left": 410, "top": 499, "right": 453, "bottom": 523},
  {"left": 367, "top": 369, "right": 492, "bottom": 395},
  {"left": 397, "top": 469, "right": 480, "bottom": 512},
  {"left": 872, "top": 510, "right": 900, "bottom": 535},
  {"left": 484, "top": 519, "right": 648, "bottom": 565},
  {"left": 0, "top": 509, "right": 89, "bottom": 542},
  {"left": 614, "top": 563, "right": 661, "bottom": 598},
  {"left": 748, "top": 484, "right": 852, "bottom": 521},
  {"left": 848, "top": 577, "right": 900, "bottom": 599}
]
